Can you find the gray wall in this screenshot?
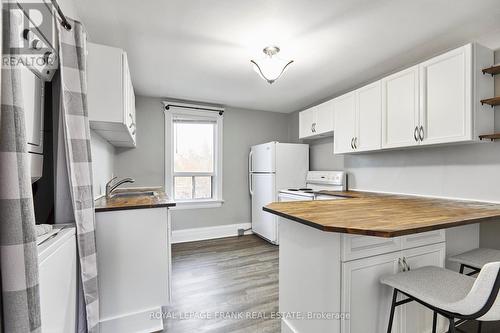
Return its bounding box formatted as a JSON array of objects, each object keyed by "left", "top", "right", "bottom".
[
  {"left": 113, "top": 97, "right": 165, "bottom": 186},
  {"left": 90, "top": 131, "right": 115, "bottom": 198},
  {"left": 287, "top": 110, "right": 345, "bottom": 171},
  {"left": 113, "top": 96, "right": 290, "bottom": 230}
]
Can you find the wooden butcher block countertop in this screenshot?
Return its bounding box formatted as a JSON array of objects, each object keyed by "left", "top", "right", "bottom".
[
  {"left": 95, "top": 188, "right": 176, "bottom": 212},
  {"left": 264, "top": 191, "right": 500, "bottom": 237}
]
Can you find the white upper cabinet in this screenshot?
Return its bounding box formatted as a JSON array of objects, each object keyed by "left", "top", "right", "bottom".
[
  {"left": 87, "top": 43, "right": 136, "bottom": 147},
  {"left": 314, "top": 100, "right": 335, "bottom": 135},
  {"left": 381, "top": 66, "right": 420, "bottom": 149},
  {"left": 419, "top": 46, "right": 470, "bottom": 144},
  {"left": 299, "top": 108, "right": 315, "bottom": 138},
  {"left": 418, "top": 44, "right": 494, "bottom": 145},
  {"left": 356, "top": 81, "right": 382, "bottom": 152},
  {"left": 299, "top": 99, "right": 334, "bottom": 139},
  {"left": 333, "top": 82, "right": 382, "bottom": 154},
  {"left": 334, "top": 43, "right": 494, "bottom": 154},
  {"left": 333, "top": 92, "right": 356, "bottom": 154}
]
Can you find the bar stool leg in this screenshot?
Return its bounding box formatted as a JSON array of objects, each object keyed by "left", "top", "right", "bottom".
[
  {"left": 477, "top": 321, "right": 482, "bottom": 333},
  {"left": 448, "top": 317, "right": 456, "bottom": 333},
  {"left": 432, "top": 311, "right": 437, "bottom": 333},
  {"left": 387, "top": 290, "right": 398, "bottom": 333}
]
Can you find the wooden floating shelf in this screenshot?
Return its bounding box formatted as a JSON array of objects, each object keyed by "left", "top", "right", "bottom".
[
  {"left": 480, "top": 97, "right": 500, "bottom": 107},
  {"left": 482, "top": 65, "right": 500, "bottom": 76},
  {"left": 479, "top": 134, "right": 500, "bottom": 141}
]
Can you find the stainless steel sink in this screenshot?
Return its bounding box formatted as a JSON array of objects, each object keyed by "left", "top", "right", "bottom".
[{"left": 111, "top": 191, "right": 156, "bottom": 198}]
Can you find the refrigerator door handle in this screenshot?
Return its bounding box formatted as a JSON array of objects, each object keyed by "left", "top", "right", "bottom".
[
  {"left": 248, "top": 150, "right": 254, "bottom": 196},
  {"left": 249, "top": 173, "right": 254, "bottom": 196},
  {"left": 248, "top": 150, "right": 253, "bottom": 173}
]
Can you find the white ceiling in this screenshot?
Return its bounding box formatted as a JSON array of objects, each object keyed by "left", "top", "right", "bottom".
[{"left": 76, "top": 0, "right": 500, "bottom": 113}]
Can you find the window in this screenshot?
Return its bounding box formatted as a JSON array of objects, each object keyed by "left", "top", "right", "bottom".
[{"left": 164, "top": 102, "right": 223, "bottom": 208}]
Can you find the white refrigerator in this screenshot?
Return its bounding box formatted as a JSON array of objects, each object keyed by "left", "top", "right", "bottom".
[{"left": 249, "top": 142, "right": 309, "bottom": 244}]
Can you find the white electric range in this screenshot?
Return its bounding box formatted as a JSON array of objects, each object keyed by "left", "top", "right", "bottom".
[{"left": 278, "top": 171, "right": 347, "bottom": 202}]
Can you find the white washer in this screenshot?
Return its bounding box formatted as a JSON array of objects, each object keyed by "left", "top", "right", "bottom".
[{"left": 38, "top": 225, "right": 78, "bottom": 333}]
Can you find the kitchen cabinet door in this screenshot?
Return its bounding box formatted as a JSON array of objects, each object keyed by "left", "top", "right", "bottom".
[
  {"left": 299, "top": 108, "right": 315, "bottom": 139},
  {"left": 333, "top": 92, "right": 356, "bottom": 154},
  {"left": 419, "top": 45, "right": 471, "bottom": 145},
  {"left": 341, "top": 251, "right": 401, "bottom": 333},
  {"left": 123, "top": 53, "right": 136, "bottom": 145},
  {"left": 399, "top": 243, "right": 447, "bottom": 333},
  {"left": 314, "top": 99, "right": 334, "bottom": 135},
  {"left": 96, "top": 207, "right": 170, "bottom": 332},
  {"left": 382, "top": 66, "right": 419, "bottom": 148},
  {"left": 357, "top": 81, "right": 382, "bottom": 152},
  {"left": 87, "top": 43, "right": 136, "bottom": 147}
]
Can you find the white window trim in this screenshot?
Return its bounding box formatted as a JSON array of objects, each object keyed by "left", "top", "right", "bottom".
[{"left": 163, "top": 101, "right": 224, "bottom": 209}]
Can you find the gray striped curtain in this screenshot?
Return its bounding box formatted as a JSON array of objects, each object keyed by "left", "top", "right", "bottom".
[
  {"left": 0, "top": 1, "right": 42, "bottom": 332},
  {"left": 57, "top": 19, "right": 100, "bottom": 333}
]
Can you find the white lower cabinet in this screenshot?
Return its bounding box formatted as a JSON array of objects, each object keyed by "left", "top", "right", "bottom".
[
  {"left": 400, "top": 244, "right": 447, "bottom": 333},
  {"left": 95, "top": 207, "right": 171, "bottom": 333},
  {"left": 341, "top": 242, "right": 446, "bottom": 333},
  {"left": 341, "top": 251, "right": 400, "bottom": 333}
]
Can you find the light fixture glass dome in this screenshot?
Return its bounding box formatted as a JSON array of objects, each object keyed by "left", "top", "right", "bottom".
[{"left": 251, "top": 46, "right": 293, "bottom": 84}]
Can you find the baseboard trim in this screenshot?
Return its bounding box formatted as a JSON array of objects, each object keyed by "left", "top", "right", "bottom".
[
  {"left": 99, "top": 307, "right": 163, "bottom": 333},
  {"left": 172, "top": 223, "right": 253, "bottom": 244}
]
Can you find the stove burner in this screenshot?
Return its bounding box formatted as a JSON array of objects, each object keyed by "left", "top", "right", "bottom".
[
  {"left": 287, "top": 188, "right": 299, "bottom": 191},
  {"left": 299, "top": 188, "right": 313, "bottom": 191}
]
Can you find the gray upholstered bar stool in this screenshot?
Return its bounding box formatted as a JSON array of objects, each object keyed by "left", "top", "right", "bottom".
[
  {"left": 380, "top": 262, "right": 500, "bottom": 333},
  {"left": 449, "top": 248, "right": 500, "bottom": 276}
]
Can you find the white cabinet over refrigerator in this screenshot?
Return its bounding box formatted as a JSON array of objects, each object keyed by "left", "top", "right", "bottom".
[
  {"left": 299, "top": 99, "right": 335, "bottom": 139},
  {"left": 249, "top": 142, "right": 309, "bottom": 244}
]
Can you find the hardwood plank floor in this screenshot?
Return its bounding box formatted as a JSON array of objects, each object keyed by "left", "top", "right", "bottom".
[
  {"left": 163, "top": 235, "right": 500, "bottom": 333},
  {"left": 163, "top": 235, "right": 279, "bottom": 332}
]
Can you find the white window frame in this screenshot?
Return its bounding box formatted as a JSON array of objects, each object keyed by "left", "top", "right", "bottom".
[{"left": 164, "top": 101, "right": 224, "bottom": 209}]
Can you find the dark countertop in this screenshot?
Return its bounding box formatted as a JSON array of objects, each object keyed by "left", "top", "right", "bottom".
[
  {"left": 264, "top": 191, "right": 500, "bottom": 237},
  {"left": 95, "top": 188, "right": 176, "bottom": 212}
]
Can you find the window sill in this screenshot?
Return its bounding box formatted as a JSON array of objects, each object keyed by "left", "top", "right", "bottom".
[{"left": 171, "top": 199, "right": 224, "bottom": 210}]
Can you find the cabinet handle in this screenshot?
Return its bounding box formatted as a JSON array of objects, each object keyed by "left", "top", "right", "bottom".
[
  {"left": 414, "top": 127, "right": 419, "bottom": 142},
  {"left": 419, "top": 126, "right": 424, "bottom": 141},
  {"left": 354, "top": 137, "right": 358, "bottom": 149},
  {"left": 350, "top": 138, "right": 354, "bottom": 149},
  {"left": 402, "top": 257, "right": 410, "bottom": 271},
  {"left": 398, "top": 258, "right": 403, "bottom": 272},
  {"left": 311, "top": 124, "right": 314, "bottom": 133},
  {"left": 313, "top": 123, "right": 317, "bottom": 133}
]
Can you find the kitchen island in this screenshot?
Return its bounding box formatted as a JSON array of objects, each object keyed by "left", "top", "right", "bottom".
[{"left": 264, "top": 192, "right": 500, "bottom": 333}]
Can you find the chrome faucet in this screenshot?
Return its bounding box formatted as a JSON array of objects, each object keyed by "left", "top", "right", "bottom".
[{"left": 106, "top": 176, "right": 135, "bottom": 198}]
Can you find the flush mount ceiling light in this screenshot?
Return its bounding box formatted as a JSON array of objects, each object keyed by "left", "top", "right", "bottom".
[{"left": 251, "top": 46, "right": 293, "bottom": 84}]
